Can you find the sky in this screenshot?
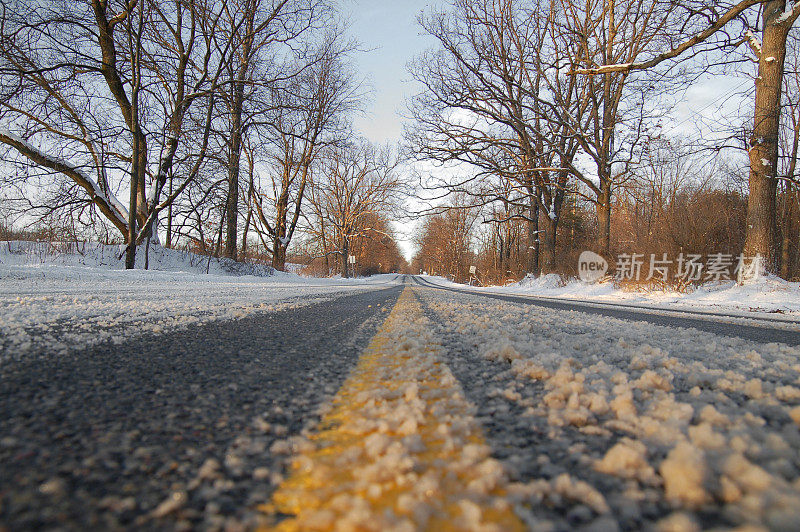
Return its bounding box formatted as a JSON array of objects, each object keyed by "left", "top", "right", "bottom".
[
  {"left": 343, "top": 1, "right": 443, "bottom": 144},
  {"left": 343, "top": 1, "right": 445, "bottom": 260}
]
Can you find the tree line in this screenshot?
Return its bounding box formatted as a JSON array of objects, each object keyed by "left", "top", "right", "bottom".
[
  {"left": 0, "top": 0, "right": 406, "bottom": 276},
  {"left": 4, "top": 1, "right": 800, "bottom": 284},
  {"left": 407, "top": 0, "right": 800, "bottom": 283}
]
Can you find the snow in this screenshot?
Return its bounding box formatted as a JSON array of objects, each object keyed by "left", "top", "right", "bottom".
[
  {"left": 416, "top": 287, "right": 800, "bottom": 529},
  {"left": 579, "top": 62, "right": 633, "bottom": 74},
  {"left": 0, "top": 241, "right": 398, "bottom": 360},
  {"left": 659, "top": 442, "right": 709, "bottom": 508},
  {"left": 745, "top": 30, "right": 763, "bottom": 56},
  {"left": 423, "top": 273, "right": 800, "bottom": 317},
  {"left": 776, "top": 1, "right": 798, "bottom": 24}
]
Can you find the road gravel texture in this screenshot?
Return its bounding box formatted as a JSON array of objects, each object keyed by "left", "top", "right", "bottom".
[
  {"left": 415, "top": 285, "right": 800, "bottom": 531},
  {"left": 3, "top": 276, "right": 800, "bottom": 531},
  {"left": 0, "top": 287, "right": 401, "bottom": 530}
]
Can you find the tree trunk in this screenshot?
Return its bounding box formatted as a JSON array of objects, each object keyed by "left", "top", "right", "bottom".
[
  {"left": 527, "top": 197, "right": 540, "bottom": 275},
  {"left": 341, "top": 237, "right": 349, "bottom": 278},
  {"left": 125, "top": 149, "right": 139, "bottom": 269},
  {"left": 781, "top": 186, "right": 797, "bottom": 279},
  {"left": 125, "top": 76, "right": 142, "bottom": 268},
  {"left": 743, "top": 1, "right": 795, "bottom": 274},
  {"left": 208, "top": 208, "right": 225, "bottom": 274},
  {"left": 596, "top": 181, "right": 612, "bottom": 258},
  {"left": 225, "top": 96, "right": 243, "bottom": 260},
  {"left": 166, "top": 173, "right": 173, "bottom": 249},
  {"left": 241, "top": 149, "right": 256, "bottom": 261},
  {"left": 242, "top": 207, "right": 252, "bottom": 260},
  {"left": 781, "top": 223, "right": 791, "bottom": 279},
  {"left": 272, "top": 241, "right": 287, "bottom": 271},
  {"left": 539, "top": 213, "right": 558, "bottom": 274},
  {"left": 214, "top": 209, "right": 225, "bottom": 258},
  {"left": 321, "top": 219, "right": 330, "bottom": 275},
  {"left": 596, "top": 61, "right": 617, "bottom": 260},
  {"left": 503, "top": 234, "right": 511, "bottom": 275},
  {"left": 126, "top": 108, "right": 140, "bottom": 269},
  {"left": 270, "top": 191, "right": 290, "bottom": 271}
]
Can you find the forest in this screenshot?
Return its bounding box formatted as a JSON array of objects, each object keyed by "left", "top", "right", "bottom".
[
  {"left": 409, "top": 0, "right": 800, "bottom": 286},
  {"left": 1, "top": 1, "right": 799, "bottom": 285}
]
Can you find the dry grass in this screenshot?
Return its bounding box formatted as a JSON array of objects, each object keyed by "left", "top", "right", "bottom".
[{"left": 615, "top": 277, "right": 695, "bottom": 294}]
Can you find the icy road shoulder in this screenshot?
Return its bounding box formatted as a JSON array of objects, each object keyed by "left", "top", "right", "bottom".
[
  {"left": 0, "top": 262, "right": 399, "bottom": 360},
  {"left": 415, "top": 287, "right": 800, "bottom": 531},
  {"left": 422, "top": 273, "right": 800, "bottom": 319}
]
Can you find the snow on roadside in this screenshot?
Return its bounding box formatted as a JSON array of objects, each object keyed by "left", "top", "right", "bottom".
[
  {"left": 417, "top": 288, "right": 800, "bottom": 530},
  {"left": 0, "top": 241, "right": 396, "bottom": 360},
  {"left": 426, "top": 273, "right": 800, "bottom": 317},
  {"left": 0, "top": 240, "right": 277, "bottom": 276}
]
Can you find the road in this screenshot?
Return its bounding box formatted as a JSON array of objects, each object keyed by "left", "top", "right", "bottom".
[
  {"left": 412, "top": 275, "right": 800, "bottom": 345},
  {"left": 2, "top": 275, "right": 799, "bottom": 531}
]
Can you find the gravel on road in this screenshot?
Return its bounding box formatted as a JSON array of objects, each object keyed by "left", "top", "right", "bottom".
[
  {"left": 415, "top": 286, "right": 800, "bottom": 531},
  {"left": 0, "top": 287, "right": 401, "bottom": 531}
]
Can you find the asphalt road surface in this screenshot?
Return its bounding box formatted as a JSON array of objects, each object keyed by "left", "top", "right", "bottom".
[
  {"left": 2, "top": 276, "right": 800, "bottom": 531},
  {"left": 412, "top": 275, "right": 800, "bottom": 346},
  {"left": 0, "top": 287, "right": 402, "bottom": 530}
]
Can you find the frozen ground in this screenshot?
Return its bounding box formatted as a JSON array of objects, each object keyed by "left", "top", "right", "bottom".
[
  {"left": 425, "top": 273, "right": 800, "bottom": 317},
  {"left": 415, "top": 286, "right": 800, "bottom": 530},
  {"left": 0, "top": 241, "right": 397, "bottom": 359}
]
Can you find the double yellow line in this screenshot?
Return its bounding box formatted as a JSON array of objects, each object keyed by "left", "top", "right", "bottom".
[{"left": 261, "top": 288, "right": 524, "bottom": 531}]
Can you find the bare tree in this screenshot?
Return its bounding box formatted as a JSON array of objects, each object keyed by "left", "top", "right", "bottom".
[
  {"left": 408, "top": 0, "right": 571, "bottom": 273},
  {"left": 546, "top": 0, "right": 682, "bottom": 257},
  {"left": 413, "top": 203, "right": 478, "bottom": 282},
  {"left": 216, "top": 0, "right": 328, "bottom": 260},
  {"left": 0, "top": 0, "right": 227, "bottom": 268},
  {"left": 575, "top": 0, "right": 800, "bottom": 274},
  {"left": 408, "top": 0, "right": 665, "bottom": 275},
  {"left": 247, "top": 30, "right": 358, "bottom": 270},
  {"left": 0, "top": 1, "right": 140, "bottom": 240},
  {"left": 310, "top": 140, "right": 404, "bottom": 278}
]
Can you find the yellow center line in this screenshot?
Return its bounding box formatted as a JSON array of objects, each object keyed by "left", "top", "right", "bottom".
[{"left": 260, "top": 287, "right": 525, "bottom": 531}]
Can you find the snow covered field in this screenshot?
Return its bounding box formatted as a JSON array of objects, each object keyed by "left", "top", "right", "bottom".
[
  {"left": 0, "top": 241, "right": 397, "bottom": 360},
  {"left": 426, "top": 273, "right": 800, "bottom": 317}
]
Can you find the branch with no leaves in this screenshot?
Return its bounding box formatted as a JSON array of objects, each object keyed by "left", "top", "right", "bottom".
[
  {"left": 0, "top": 130, "right": 130, "bottom": 236},
  {"left": 572, "top": 0, "right": 768, "bottom": 75}
]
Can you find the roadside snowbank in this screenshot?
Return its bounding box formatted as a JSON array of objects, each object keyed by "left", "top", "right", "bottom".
[
  {"left": 426, "top": 273, "right": 800, "bottom": 316},
  {"left": 0, "top": 240, "right": 277, "bottom": 276},
  {"left": 0, "top": 241, "right": 397, "bottom": 360}
]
